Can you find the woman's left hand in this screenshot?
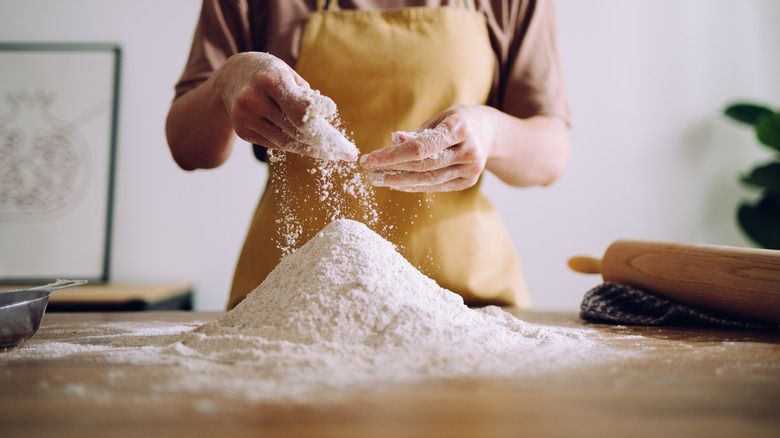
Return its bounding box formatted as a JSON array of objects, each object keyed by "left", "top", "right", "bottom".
[{"left": 359, "top": 105, "right": 491, "bottom": 192}]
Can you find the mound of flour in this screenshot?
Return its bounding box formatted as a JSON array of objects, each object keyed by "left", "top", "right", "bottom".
[
  {"left": 3, "top": 220, "right": 617, "bottom": 404},
  {"left": 194, "top": 219, "right": 551, "bottom": 350},
  {"left": 162, "top": 219, "right": 595, "bottom": 399}
]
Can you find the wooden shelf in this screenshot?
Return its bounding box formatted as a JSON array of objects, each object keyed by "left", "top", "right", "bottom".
[{"left": 0, "top": 283, "right": 193, "bottom": 311}]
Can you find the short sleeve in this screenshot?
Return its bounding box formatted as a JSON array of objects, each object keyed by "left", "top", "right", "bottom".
[
  {"left": 482, "top": 0, "right": 571, "bottom": 124},
  {"left": 173, "top": 0, "right": 253, "bottom": 99}
]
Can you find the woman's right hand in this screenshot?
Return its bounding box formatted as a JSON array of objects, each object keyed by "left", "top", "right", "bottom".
[
  {"left": 167, "top": 52, "right": 356, "bottom": 170},
  {"left": 214, "top": 52, "right": 315, "bottom": 155},
  {"left": 213, "top": 52, "right": 357, "bottom": 161}
]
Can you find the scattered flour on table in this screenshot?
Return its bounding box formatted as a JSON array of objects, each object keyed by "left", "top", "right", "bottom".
[{"left": 2, "top": 220, "right": 631, "bottom": 403}]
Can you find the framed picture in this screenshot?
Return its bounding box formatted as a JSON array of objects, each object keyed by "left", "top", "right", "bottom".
[{"left": 0, "top": 43, "right": 121, "bottom": 283}]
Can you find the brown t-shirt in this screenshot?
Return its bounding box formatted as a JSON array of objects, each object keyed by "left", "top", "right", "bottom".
[{"left": 174, "top": 0, "right": 571, "bottom": 124}]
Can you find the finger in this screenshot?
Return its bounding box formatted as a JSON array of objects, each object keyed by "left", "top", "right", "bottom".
[
  {"left": 266, "top": 89, "right": 311, "bottom": 138},
  {"left": 267, "top": 68, "right": 336, "bottom": 131},
  {"left": 369, "top": 164, "right": 466, "bottom": 188},
  {"left": 391, "top": 178, "right": 474, "bottom": 193},
  {"left": 253, "top": 60, "right": 314, "bottom": 134},
  {"left": 418, "top": 111, "right": 448, "bottom": 131},
  {"left": 229, "top": 84, "right": 302, "bottom": 143},
  {"left": 362, "top": 113, "right": 472, "bottom": 169},
  {"left": 286, "top": 66, "right": 310, "bottom": 89},
  {"left": 248, "top": 118, "right": 354, "bottom": 161},
  {"left": 236, "top": 118, "right": 312, "bottom": 155},
  {"left": 269, "top": 85, "right": 310, "bottom": 129},
  {"left": 367, "top": 148, "right": 457, "bottom": 172},
  {"left": 265, "top": 75, "right": 352, "bottom": 162},
  {"left": 361, "top": 125, "right": 457, "bottom": 168}
]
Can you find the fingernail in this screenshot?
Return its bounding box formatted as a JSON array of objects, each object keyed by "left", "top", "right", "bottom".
[
  {"left": 368, "top": 172, "right": 385, "bottom": 186},
  {"left": 343, "top": 151, "right": 358, "bottom": 162}
]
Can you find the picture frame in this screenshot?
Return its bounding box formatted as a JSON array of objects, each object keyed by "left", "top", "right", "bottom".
[{"left": 0, "top": 42, "right": 121, "bottom": 284}]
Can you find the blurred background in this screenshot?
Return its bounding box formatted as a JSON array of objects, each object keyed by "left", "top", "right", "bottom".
[{"left": 1, "top": 0, "right": 778, "bottom": 311}]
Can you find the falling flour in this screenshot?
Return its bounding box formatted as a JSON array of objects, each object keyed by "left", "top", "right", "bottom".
[
  {"left": 265, "top": 84, "right": 380, "bottom": 254},
  {"left": 269, "top": 153, "right": 380, "bottom": 255},
  {"left": 1, "top": 219, "right": 637, "bottom": 404}
]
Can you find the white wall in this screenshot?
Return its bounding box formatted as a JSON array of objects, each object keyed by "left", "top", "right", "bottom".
[
  {"left": 505, "top": 0, "right": 780, "bottom": 309},
  {"left": 1, "top": 1, "right": 778, "bottom": 310},
  {"left": 0, "top": 0, "right": 263, "bottom": 310}
]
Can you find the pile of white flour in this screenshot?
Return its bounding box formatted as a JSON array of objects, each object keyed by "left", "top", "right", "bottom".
[
  {"left": 188, "top": 219, "right": 570, "bottom": 355},
  {"left": 3, "top": 220, "right": 628, "bottom": 404},
  {"left": 163, "top": 221, "right": 607, "bottom": 398}
]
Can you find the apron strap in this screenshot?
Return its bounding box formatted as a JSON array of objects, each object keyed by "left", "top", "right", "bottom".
[{"left": 318, "top": 0, "right": 338, "bottom": 11}]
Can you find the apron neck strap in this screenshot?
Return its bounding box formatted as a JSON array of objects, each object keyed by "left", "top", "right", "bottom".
[
  {"left": 318, "top": 0, "right": 475, "bottom": 11},
  {"left": 317, "top": 0, "right": 338, "bottom": 11}
]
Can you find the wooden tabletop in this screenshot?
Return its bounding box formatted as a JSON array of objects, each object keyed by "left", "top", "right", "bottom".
[{"left": 1, "top": 310, "right": 778, "bottom": 438}]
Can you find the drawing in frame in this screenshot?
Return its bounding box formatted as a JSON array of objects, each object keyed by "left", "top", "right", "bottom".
[{"left": 0, "top": 42, "right": 121, "bottom": 284}]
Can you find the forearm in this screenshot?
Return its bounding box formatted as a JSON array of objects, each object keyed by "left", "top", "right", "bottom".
[
  {"left": 165, "top": 76, "right": 236, "bottom": 171},
  {"left": 485, "top": 110, "right": 570, "bottom": 187}
]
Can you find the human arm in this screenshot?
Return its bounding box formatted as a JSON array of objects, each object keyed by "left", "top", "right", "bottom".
[
  {"left": 359, "top": 104, "right": 570, "bottom": 191},
  {"left": 165, "top": 65, "right": 237, "bottom": 171},
  {"left": 358, "top": 0, "right": 571, "bottom": 191},
  {"left": 166, "top": 52, "right": 356, "bottom": 171}
]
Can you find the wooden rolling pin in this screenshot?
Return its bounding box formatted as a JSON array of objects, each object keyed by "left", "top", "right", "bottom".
[{"left": 568, "top": 240, "right": 780, "bottom": 324}]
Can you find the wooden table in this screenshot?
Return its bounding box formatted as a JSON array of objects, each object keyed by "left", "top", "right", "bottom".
[{"left": 1, "top": 311, "right": 778, "bottom": 438}]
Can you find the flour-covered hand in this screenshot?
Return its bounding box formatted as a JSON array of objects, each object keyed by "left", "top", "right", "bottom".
[
  {"left": 217, "top": 52, "right": 356, "bottom": 161},
  {"left": 359, "top": 105, "right": 491, "bottom": 192}
]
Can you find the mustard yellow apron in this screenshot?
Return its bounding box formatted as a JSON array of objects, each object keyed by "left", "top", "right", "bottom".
[{"left": 229, "top": 0, "right": 530, "bottom": 309}]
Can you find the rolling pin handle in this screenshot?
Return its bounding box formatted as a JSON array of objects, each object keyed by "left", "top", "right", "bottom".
[{"left": 567, "top": 256, "right": 603, "bottom": 275}]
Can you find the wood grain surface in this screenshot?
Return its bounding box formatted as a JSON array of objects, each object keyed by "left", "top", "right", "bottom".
[
  {"left": 602, "top": 240, "right": 780, "bottom": 323},
  {"left": 1, "top": 311, "right": 779, "bottom": 438}
]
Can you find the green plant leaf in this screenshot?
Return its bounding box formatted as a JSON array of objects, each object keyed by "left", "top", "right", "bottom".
[
  {"left": 725, "top": 103, "right": 772, "bottom": 125},
  {"left": 737, "top": 193, "right": 780, "bottom": 250},
  {"left": 755, "top": 111, "right": 780, "bottom": 152},
  {"left": 741, "top": 161, "right": 780, "bottom": 194}
]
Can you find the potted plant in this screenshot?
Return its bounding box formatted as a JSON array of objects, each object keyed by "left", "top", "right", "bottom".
[{"left": 723, "top": 102, "right": 780, "bottom": 249}]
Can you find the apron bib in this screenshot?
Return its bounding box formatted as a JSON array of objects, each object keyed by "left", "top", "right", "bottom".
[{"left": 229, "top": 0, "right": 530, "bottom": 309}]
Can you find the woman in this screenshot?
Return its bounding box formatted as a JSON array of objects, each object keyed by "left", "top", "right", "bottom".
[{"left": 166, "top": 0, "right": 571, "bottom": 309}]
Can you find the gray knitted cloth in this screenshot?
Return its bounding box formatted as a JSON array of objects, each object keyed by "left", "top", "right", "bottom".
[{"left": 580, "top": 282, "right": 778, "bottom": 330}]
